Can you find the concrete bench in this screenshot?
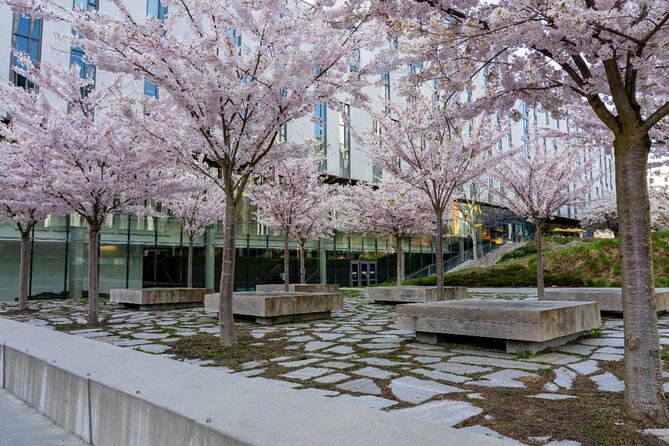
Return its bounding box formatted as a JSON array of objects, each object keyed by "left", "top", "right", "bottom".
[
  {"left": 255, "top": 284, "right": 340, "bottom": 293},
  {"left": 110, "top": 287, "right": 213, "bottom": 310},
  {"left": 0, "top": 318, "right": 518, "bottom": 446},
  {"left": 205, "top": 291, "right": 343, "bottom": 325},
  {"left": 364, "top": 286, "right": 468, "bottom": 304},
  {"left": 542, "top": 287, "right": 669, "bottom": 313},
  {"left": 396, "top": 299, "right": 601, "bottom": 354}
]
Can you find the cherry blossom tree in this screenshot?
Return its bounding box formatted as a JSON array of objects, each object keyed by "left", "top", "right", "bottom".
[
  {"left": 384, "top": 0, "right": 669, "bottom": 421},
  {"left": 368, "top": 89, "right": 501, "bottom": 299},
  {"left": 0, "top": 60, "right": 177, "bottom": 325},
  {"left": 161, "top": 170, "right": 226, "bottom": 288},
  {"left": 249, "top": 154, "right": 339, "bottom": 288},
  {"left": 346, "top": 179, "right": 432, "bottom": 285},
  {"left": 486, "top": 135, "right": 596, "bottom": 299},
  {"left": 0, "top": 132, "right": 59, "bottom": 310},
  {"left": 290, "top": 199, "right": 341, "bottom": 286},
  {"left": 3, "top": 0, "right": 378, "bottom": 345},
  {"left": 650, "top": 188, "right": 669, "bottom": 231},
  {"left": 580, "top": 192, "right": 619, "bottom": 237},
  {"left": 583, "top": 189, "right": 669, "bottom": 236}
]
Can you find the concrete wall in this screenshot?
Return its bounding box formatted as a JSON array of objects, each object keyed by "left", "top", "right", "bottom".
[{"left": 0, "top": 318, "right": 515, "bottom": 446}]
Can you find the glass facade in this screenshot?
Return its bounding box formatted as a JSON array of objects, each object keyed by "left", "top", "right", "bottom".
[{"left": 0, "top": 210, "right": 468, "bottom": 301}]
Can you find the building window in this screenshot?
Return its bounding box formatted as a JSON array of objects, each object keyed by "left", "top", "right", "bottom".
[
  {"left": 144, "top": 0, "right": 167, "bottom": 98},
  {"left": 147, "top": 0, "right": 168, "bottom": 20},
  {"left": 70, "top": 1, "right": 98, "bottom": 96},
  {"left": 350, "top": 48, "right": 360, "bottom": 73},
  {"left": 339, "top": 104, "right": 351, "bottom": 178},
  {"left": 314, "top": 102, "right": 327, "bottom": 169},
  {"left": 372, "top": 120, "right": 382, "bottom": 183},
  {"left": 381, "top": 72, "right": 391, "bottom": 113},
  {"left": 74, "top": 0, "right": 98, "bottom": 10},
  {"left": 10, "top": 13, "right": 42, "bottom": 88},
  {"left": 70, "top": 32, "right": 95, "bottom": 83},
  {"left": 278, "top": 124, "right": 287, "bottom": 143}
]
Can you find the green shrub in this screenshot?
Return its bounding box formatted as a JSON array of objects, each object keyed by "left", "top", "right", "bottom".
[
  {"left": 404, "top": 263, "right": 585, "bottom": 288},
  {"left": 499, "top": 243, "right": 538, "bottom": 262}
]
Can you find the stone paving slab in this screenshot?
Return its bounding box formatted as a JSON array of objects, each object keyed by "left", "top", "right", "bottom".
[
  {"left": 337, "top": 378, "right": 382, "bottom": 396},
  {"left": 391, "top": 400, "right": 483, "bottom": 427},
  {"left": 389, "top": 376, "right": 464, "bottom": 403}
]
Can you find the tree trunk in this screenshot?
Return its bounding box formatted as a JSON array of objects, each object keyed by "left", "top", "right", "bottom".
[
  {"left": 18, "top": 230, "right": 31, "bottom": 311},
  {"left": 435, "top": 209, "right": 444, "bottom": 301},
  {"left": 218, "top": 202, "right": 237, "bottom": 346},
  {"left": 615, "top": 134, "right": 668, "bottom": 423},
  {"left": 535, "top": 222, "right": 544, "bottom": 299},
  {"left": 471, "top": 229, "right": 478, "bottom": 262},
  {"left": 299, "top": 242, "right": 306, "bottom": 284},
  {"left": 87, "top": 227, "right": 100, "bottom": 326},
  {"left": 187, "top": 236, "right": 194, "bottom": 288},
  {"left": 395, "top": 235, "right": 403, "bottom": 287},
  {"left": 283, "top": 233, "right": 290, "bottom": 292}
]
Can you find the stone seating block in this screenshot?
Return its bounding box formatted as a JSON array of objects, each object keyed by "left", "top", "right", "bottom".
[
  {"left": 205, "top": 291, "right": 343, "bottom": 325},
  {"left": 396, "top": 299, "right": 601, "bottom": 354},
  {"left": 255, "top": 284, "right": 340, "bottom": 293},
  {"left": 364, "top": 286, "right": 468, "bottom": 303},
  {"left": 542, "top": 287, "right": 669, "bottom": 313},
  {"left": 109, "top": 288, "right": 213, "bottom": 309}
]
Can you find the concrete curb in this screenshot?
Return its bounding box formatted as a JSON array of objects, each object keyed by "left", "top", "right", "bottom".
[{"left": 0, "top": 317, "right": 518, "bottom": 446}]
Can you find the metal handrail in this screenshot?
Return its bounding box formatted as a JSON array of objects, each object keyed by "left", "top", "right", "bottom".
[{"left": 404, "top": 241, "right": 505, "bottom": 280}]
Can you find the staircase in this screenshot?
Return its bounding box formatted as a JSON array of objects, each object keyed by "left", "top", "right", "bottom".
[
  {"left": 449, "top": 241, "right": 527, "bottom": 272},
  {"left": 403, "top": 241, "right": 526, "bottom": 281}
]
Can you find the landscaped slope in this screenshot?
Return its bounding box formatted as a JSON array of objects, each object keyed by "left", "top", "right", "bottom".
[{"left": 405, "top": 232, "right": 669, "bottom": 287}]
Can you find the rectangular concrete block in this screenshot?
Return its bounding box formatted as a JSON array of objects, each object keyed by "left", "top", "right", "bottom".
[
  {"left": 364, "top": 286, "right": 469, "bottom": 304},
  {"left": 0, "top": 318, "right": 516, "bottom": 446},
  {"left": 205, "top": 292, "right": 343, "bottom": 324},
  {"left": 110, "top": 288, "right": 213, "bottom": 309},
  {"left": 396, "top": 299, "right": 601, "bottom": 353},
  {"left": 255, "top": 284, "right": 340, "bottom": 294},
  {"left": 542, "top": 287, "right": 669, "bottom": 313}
]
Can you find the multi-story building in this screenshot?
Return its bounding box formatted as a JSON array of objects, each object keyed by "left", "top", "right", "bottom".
[{"left": 0, "top": 1, "right": 615, "bottom": 301}]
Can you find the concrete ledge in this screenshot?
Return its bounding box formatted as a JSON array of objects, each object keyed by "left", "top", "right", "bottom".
[
  {"left": 397, "top": 299, "right": 601, "bottom": 354},
  {"left": 364, "top": 286, "right": 469, "bottom": 304},
  {"left": 110, "top": 288, "right": 213, "bottom": 309},
  {"left": 205, "top": 292, "right": 343, "bottom": 325},
  {"left": 0, "top": 318, "right": 515, "bottom": 446},
  {"left": 255, "top": 284, "right": 340, "bottom": 293},
  {"left": 542, "top": 287, "right": 669, "bottom": 313}
]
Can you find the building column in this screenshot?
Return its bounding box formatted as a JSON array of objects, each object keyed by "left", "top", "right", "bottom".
[
  {"left": 68, "top": 225, "right": 86, "bottom": 299},
  {"left": 319, "top": 239, "right": 327, "bottom": 284},
  {"left": 205, "top": 227, "right": 216, "bottom": 290}
]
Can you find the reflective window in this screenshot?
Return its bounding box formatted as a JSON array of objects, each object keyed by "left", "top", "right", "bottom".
[
  {"left": 147, "top": 0, "right": 168, "bottom": 20},
  {"left": 10, "top": 13, "right": 42, "bottom": 88},
  {"left": 74, "top": 0, "right": 98, "bottom": 10}
]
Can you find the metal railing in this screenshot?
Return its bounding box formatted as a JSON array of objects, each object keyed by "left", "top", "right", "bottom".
[{"left": 404, "top": 241, "right": 504, "bottom": 281}]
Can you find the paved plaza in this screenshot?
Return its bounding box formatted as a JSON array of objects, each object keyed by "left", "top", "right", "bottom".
[{"left": 2, "top": 290, "right": 669, "bottom": 445}]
